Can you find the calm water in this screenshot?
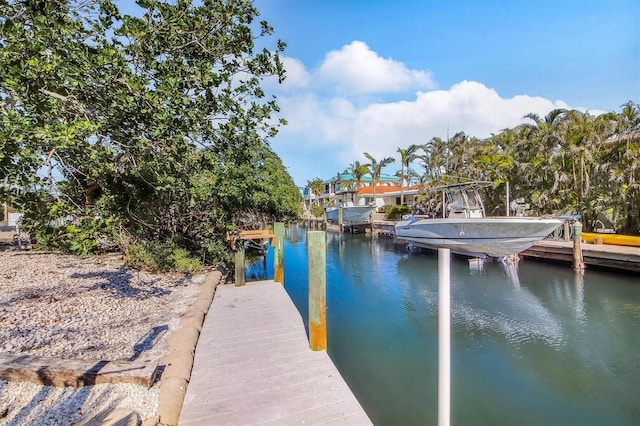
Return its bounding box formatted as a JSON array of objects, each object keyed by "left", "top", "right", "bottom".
[{"left": 248, "top": 225, "right": 640, "bottom": 426}]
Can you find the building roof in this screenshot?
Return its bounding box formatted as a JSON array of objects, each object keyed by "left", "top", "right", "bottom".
[
  {"left": 355, "top": 184, "right": 421, "bottom": 196},
  {"left": 324, "top": 173, "right": 398, "bottom": 184}
]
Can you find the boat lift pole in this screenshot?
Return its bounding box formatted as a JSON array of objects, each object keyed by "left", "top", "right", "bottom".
[
  {"left": 506, "top": 181, "right": 510, "bottom": 217},
  {"left": 438, "top": 248, "right": 451, "bottom": 426}
]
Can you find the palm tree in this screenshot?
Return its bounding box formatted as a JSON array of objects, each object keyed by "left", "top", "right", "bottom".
[
  {"left": 363, "top": 152, "right": 396, "bottom": 208},
  {"left": 345, "top": 161, "right": 370, "bottom": 205},
  {"left": 617, "top": 100, "right": 640, "bottom": 134},
  {"left": 512, "top": 108, "right": 567, "bottom": 213},
  {"left": 608, "top": 102, "right": 640, "bottom": 233},
  {"left": 397, "top": 144, "right": 419, "bottom": 205},
  {"left": 555, "top": 110, "right": 617, "bottom": 227},
  {"left": 347, "top": 160, "right": 371, "bottom": 190},
  {"left": 306, "top": 178, "right": 324, "bottom": 207},
  {"left": 419, "top": 137, "right": 449, "bottom": 181}
]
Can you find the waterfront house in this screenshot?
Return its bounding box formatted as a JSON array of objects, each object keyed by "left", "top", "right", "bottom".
[
  {"left": 355, "top": 184, "right": 421, "bottom": 210},
  {"left": 304, "top": 173, "right": 422, "bottom": 214}
]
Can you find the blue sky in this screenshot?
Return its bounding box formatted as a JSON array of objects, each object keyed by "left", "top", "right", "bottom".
[
  {"left": 116, "top": 1, "right": 639, "bottom": 188},
  {"left": 254, "top": 0, "right": 639, "bottom": 187}
]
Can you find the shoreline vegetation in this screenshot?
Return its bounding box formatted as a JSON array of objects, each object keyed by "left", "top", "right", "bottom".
[
  {"left": 0, "top": 1, "right": 300, "bottom": 275},
  {"left": 0, "top": 1, "right": 638, "bottom": 276},
  {"left": 306, "top": 106, "right": 640, "bottom": 241}
]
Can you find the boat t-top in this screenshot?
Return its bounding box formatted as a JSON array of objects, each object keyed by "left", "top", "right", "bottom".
[{"left": 394, "top": 181, "right": 563, "bottom": 258}]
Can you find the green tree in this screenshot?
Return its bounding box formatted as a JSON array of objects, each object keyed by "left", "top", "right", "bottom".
[
  {"left": 515, "top": 109, "right": 567, "bottom": 211},
  {"left": 419, "top": 137, "right": 449, "bottom": 181},
  {"left": 306, "top": 178, "right": 324, "bottom": 207},
  {"left": 363, "top": 152, "right": 395, "bottom": 206},
  {"left": 605, "top": 102, "right": 640, "bottom": 233},
  {"left": 604, "top": 100, "right": 640, "bottom": 234},
  {"left": 396, "top": 144, "right": 419, "bottom": 205},
  {"left": 348, "top": 160, "right": 371, "bottom": 190},
  {"left": 0, "top": 0, "right": 299, "bottom": 269}
]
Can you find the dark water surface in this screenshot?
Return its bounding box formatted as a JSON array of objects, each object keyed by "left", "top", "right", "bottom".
[{"left": 249, "top": 225, "right": 640, "bottom": 425}]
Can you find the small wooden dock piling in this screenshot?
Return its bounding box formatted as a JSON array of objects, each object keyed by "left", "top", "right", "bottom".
[
  {"left": 234, "top": 244, "right": 245, "bottom": 286},
  {"left": 572, "top": 221, "right": 585, "bottom": 271},
  {"left": 308, "top": 231, "right": 327, "bottom": 351},
  {"left": 227, "top": 226, "right": 279, "bottom": 286},
  {"left": 181, "top": 225, "right": 369, "bottom": 424},
  {"left": 522, "top": 239, "right": 640, "bottom": 272},
  {"left": 273, "top": 222, "right": 284, "bottom": 284}
]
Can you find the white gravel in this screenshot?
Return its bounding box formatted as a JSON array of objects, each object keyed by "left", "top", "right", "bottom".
[{"left": 0, "top": 250, "right": 206, "bottom": 425}]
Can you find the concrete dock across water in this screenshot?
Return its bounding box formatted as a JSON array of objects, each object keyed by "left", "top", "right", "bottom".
[{"left": 179, "top": 280, "right": 372, "bottom": 425}]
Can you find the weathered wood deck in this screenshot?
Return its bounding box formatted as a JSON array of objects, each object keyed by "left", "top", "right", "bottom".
[
  {"left": 179, "top": 280, "right": 372, "bottom": 425},
  {"left": 522, "top": 240, "right": 640, "bottom": 272}
]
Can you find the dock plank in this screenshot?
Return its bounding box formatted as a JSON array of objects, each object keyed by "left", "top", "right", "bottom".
[{"left": 179, "top": 280, "right": 371, "bottom": 425}]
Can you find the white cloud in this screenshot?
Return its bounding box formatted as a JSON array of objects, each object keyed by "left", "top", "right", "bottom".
[
  {"left": 270, "top": 46, "right": 579, "bottom": 186},
  {"left": 317, "top": 41, "right": 436, "bottom": 95},
  {"left": 343, "top": 81, "right": 569, "bottom": 164},
  {"left": 280, "top": 57, "right": 310, "bottom": 90}
]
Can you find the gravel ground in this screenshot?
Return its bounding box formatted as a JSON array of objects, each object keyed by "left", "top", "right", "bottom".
[{"left": 0, "top": 249, "right": 207, "bottom": 425}]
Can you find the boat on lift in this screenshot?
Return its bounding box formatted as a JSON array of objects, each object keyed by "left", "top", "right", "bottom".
[
  {"left": 394, "top": 181, "right": 562, "bottom": 258},
  {"left": 325, "top": 201, "right": 374, "bottom": 224}
]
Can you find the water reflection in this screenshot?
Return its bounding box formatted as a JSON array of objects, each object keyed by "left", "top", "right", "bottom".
[
  {"left": 282, "top": 225, "right": 640, "bottom": 426},
  {"left": 454, "top": 261, "right": 564, "bottom": 348}
]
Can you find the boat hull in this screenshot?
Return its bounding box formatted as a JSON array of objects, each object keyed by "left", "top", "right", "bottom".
[
  {"left": 395, "top": 217, "right": 563, "bottom": 257},
  {"left": 325, "top": 206, "right": 374, "bottom": 224}
]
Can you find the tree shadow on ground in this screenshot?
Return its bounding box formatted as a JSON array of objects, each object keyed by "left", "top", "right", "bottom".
[
  {"left": 70, "top": 267, "right": 171, "bottom": 300},
  {"left": 2, "top": 381, "right": 129, "bottom": 425},
  {"left": 129, "top": 325, "right": 169, "bottom": 361}
]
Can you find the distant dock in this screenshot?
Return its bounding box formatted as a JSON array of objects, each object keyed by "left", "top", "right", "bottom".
[
  {"left": 179, "top": 280, "right": 372, "bottom": 425},
  {"left": 522, "top": 240, "right": 640, "bottom": 273},
  {"left": 303, "top": 218, "right": 640, "bottom": 273}
]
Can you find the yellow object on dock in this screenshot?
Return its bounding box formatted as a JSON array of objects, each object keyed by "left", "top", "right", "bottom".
[{"left": 581, "top": 233, "right": 640, "bottom": 248}]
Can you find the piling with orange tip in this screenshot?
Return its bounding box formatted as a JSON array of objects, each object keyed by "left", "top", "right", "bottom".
[{"left": 307, "top": 230, "right": 327, "bottom": 351}]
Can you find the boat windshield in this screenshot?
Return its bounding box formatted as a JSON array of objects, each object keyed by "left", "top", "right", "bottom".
[
  {"left": 445, "top": 187, "right": 485, "bottom": 218},
  {"left": 464, "top": 189, "right": 481, "bottom": 209}
]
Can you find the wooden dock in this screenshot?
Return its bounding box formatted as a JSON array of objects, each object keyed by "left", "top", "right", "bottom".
[
  {"left": 522, "top": 240, "right": 640, "bottom": 273},
  {"left": 179, "top": 280, "right": 372, "bottom": 425}
]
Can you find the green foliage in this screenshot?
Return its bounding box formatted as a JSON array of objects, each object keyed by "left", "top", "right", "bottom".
[
  {"left": 0, "top": 0, "right": 301, "bottom": 269},
  {"left": 412, "top": 102, "right": 640, "bottom": 234},
  {"left": 126, "top": 240, "right": 203, "bottom": 274},
  {"left": 306, "top": 178, "right": 324, "bottom": 206},
  {"left": 31, "top": 213, "right": 118, "bottom": 257},
  {"left": 384, "top": 205, "right": 411, "bottom": 220},
  {"left": 311, "top": 205, "right": 325, "bottom": 218}
]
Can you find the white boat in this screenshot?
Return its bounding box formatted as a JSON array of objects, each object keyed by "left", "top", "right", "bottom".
[
  {"left": 394, "top": 181, "right": 562, "bottom": 258},
  {"left": 325, "top": 202, "right": 374, "bottom": 224}
]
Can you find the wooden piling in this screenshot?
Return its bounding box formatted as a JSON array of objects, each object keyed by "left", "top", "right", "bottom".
[
  {"left": 234, "top": 243, "right": 245, "bottom": 286},
  {"left": 563, "top": 221, "right": 571, "bottom": 241},
  {"left": 307, "top": 231, "right": 327, "bottom": 351},
  {"left": 274, "top": 222, "right": 284, "bottom": 284},
  {"left": 338, "top": 207, "right": 343, "bottom": 233},
  {"left": 572, "top": 221, "right": 585, "bottom": 271}
]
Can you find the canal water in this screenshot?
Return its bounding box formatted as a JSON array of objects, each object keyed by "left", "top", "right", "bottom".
[{"left": 247, "top": 225, "right": 640, "bottom": 426}]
